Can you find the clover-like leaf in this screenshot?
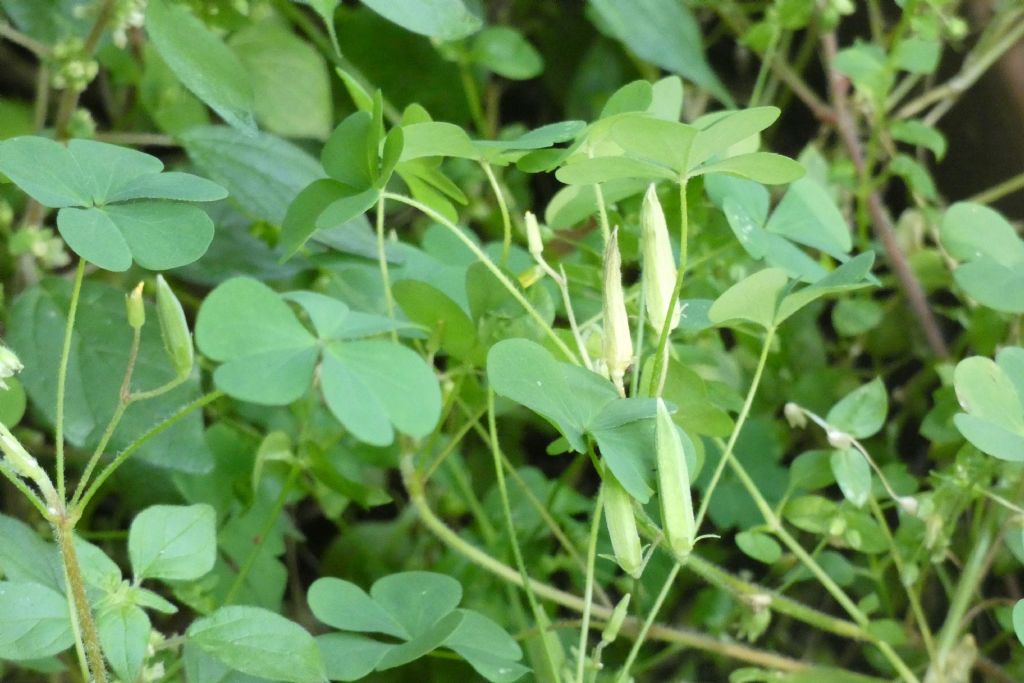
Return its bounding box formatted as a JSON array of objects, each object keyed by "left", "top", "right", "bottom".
[
  {"left": 195, "top": 277, "right": 440, "bottom": 446},
  {"left": 953, "top": 347, "right": 1024, "bottom": 461},
  {"left": 308, "top": 572, "right": 526, "bottom": 682},
  {"left": 940, "top": 202, "right": 1024, "bottom": 313},
  {"left": 128, "top": 504, "right": 217, "bottom": 582},
  {"left": 0, "top": 136, "right": 225, "bottom": 272}
]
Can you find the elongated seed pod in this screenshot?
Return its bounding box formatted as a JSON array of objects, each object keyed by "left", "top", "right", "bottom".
[
  {"left": 155, "top": 275, "right": 194, "bottom": 378},
  {"left": 602, "top": 228, "right": 632, "bottom": 392},
  {"left": 655, "top": 399, "right": 695, "bottom": 557},
  {"left": 524, "top": 210, "right": 544, "bottom": 258},
  {"left": 601, "top": 593, "right": 631, "bottom": 645},
  {"left": 603, "top": 475, "right": 643, "bottom": 578},
  {"left": 641, "top": 184, "right": 680, "bottom": 335}
]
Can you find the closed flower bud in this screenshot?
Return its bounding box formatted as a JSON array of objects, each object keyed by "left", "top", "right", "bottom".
[
  {"left": 601, "top": 593, "right": 631, "bottom": 645},
  {"left": 783, "top": 402, "right": 807, "bottom": 429},
  {"left": 602, "top": 228, "right": 632, "bottom": 392},
  {"left": 655, "top": 399, "right": 695, "bottom": 557},
  {"left": 826, "top": 428, "right": 853, "bottom": 450},
  {"left": 603, "top": 476, "right": 643, "bottom": 578},
  {"left": 0, "top": 344, "right": 24, "bottom": 390},
  {"left": 155, "top": 275, "right": 193, "bottom": 379},
  {"left": 641, "top": 185, "right": 680, "bottom": 334},
  {"left": 524, "top": 211, "right": 544, "bottom": 258},
  {"left": 126, "top": 281, "right": 146, "bottom": 330}
]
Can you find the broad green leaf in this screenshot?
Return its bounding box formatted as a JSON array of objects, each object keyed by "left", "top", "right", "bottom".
[
  {"left": 98, "top": 604, "right": 150, "bottom": 683},
  {"left": 648, "top": 76, "right": 685, "bottom": 121},
  {"left": 376, "top": 611, "right": 464, "bottom": 671},
  {"left": 951, "top": 258, "right": 1024, "bottom": 313},
  {"left": 833, "top": 41, "right": 890, "bottom": 103},
  {"left": 708, "top": 268, "right": 789, "bottom": 330},
  {"left": 444, "top": 610, "right": 529, "bottom": 683},
  {"left": 688, "top": 107, "right": 780, "bottom": 168},
  {"left": 941, "top": 202, "right": 1024, "bottom": 267},
  {"left": 370, "top": 571, "right": 462, "bottom": 638},
  {"left": 308, "top": 578, "right": 406, "bottom": 638},
  {"left": 590, "top": 0, "right": 729, "bottom": 104},
  {"left": 184, "top": 640, "right": 278, "bottom": 683},
  {"left": 953, "top": 351, "right": 1024, "bottom": 461},
  {"left": 555, "top": 156, "right": 676, "bottom": 185},
  {"left": 544, "top": 178, "right": 648, "bottom": 229},
  {"left": 0, "top": 515, "right": 61, "bottom": 593},
  {"left": 890, "top": 120, "right": 947, "bottom": 160},
  {"left": 279, "top": 178, "right": 352, "bottom": 256},
  {"left": 322, "top": 111, "right": 377, "bottom": 189},
  {"left": 609, "top": 115, "right": 697, "bottom": 172},
  {"left": 775, "top": 252, "right": 877, "bottom": 324},
  {"left": 0, "top": 581, "right": 72, "bottom": 660},
  {"left": 320, "top": 340, "right": 442, "bottom": 446},
  {"left": 109, "top": 172, "right": 227, "bottom": 203},
  {"left": 145, "top": 0, "right": 256, "bottom": 133},
  {"left": 10, "top": 279, "right": 211, "bottom": 472},
  {"left": 0, "top": 136, "right": 90, "bottom": 206},
  {"left": 830, "top": 448, "right": 871, "bottom": 507},
  {"left": 827, "top": 378, "right": 888, "bottom": 439},
  {"left": 766, "top": 178, "right": 851, "bottom": 259},
  {"left": 187, "top": 606, "right": 325, "bottom": 683},
  {"left": 129, "top": 504, "right": 217, "bottom": 581},
  {"left": 1013, "top": 599, "right": 1024, "bottom": 647},
  {"left": 392, "top": 280, "right": 480, "bottom": 362},
  {"left": 471, "top": 26, "right": 543, "bottom": 80},
  {"left": 230, "top": 21, "right": 332, "bottom": 139},
  {"left": 400, "top": 122, "right": 479, "bottom": 161},
  {"left": 591, "top": 401, "right": 662, "bottom": 502},
  {"left": 360, "top": 0, "right": 482, "bottom": 40},
  {"left": 316, "top": 633, "right": 391, "bottom": 682},
  {"left": 600, "top": 80, "right": 653, "bottom": 118},
  {"left": 735, "top": 530, "right": 782, "bottom": 564},
  {"left": 195, "top": 278, "right": 318, "bottom": 405},
  {"left": 692, "top": 152, "right": 805, "bottom": 184},
  {"left": 182, "top": 126, "right": 323, "bottom": 224},
  {"left": 895, "top": 37, "right": 940, "bottom": 75},
  {"left": 56, "top": 207, "right": 131, "bottom": 272},
  {"left": 314, "top": 187, "right": 379, "bottom": 230}
]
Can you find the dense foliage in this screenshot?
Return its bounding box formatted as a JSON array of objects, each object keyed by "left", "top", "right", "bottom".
[{"left": 1, "top": 1, "right": 1024, "bottom": 682}]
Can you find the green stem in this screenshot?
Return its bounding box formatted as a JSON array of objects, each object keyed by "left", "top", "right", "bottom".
[
  {"left": 575, "top": 485, "right": 603, "bottom": 683},
  {"left": 0, "top": 460, "right": 51, "bottom": 518},
  {"left": 374, "top": 195, "right": 396, "bottom": 331},
  {"left": 223, "top": 464, "right": 301, "bottom": 606},
  {"left": 486, "top": 390, "right": 560, "bottom": 677},
  {"left": 384, "top": 191, "right": 579, "bottom": 364},
  {"left": 969, "top": 170, "right": 1024, "bottom": 205},
  {"left": 56, "top": 516, "right": 107, "bottom": 682},
  {"left": 458, "top": 59, "right": 491, "bottom": 137},
  {"left": 55, "top": 259, "right": 86, "bottom": 502},
  {"left": 481, "top": 162, "right": 513, "bottom": 267},
  {"left": 76, "top": 391, "right": 223, "bottom": 514},
  {"left": 650, "top": 180, "right": 689, "bottom": 397},
  {"left": 616, "top": 563, "right": 681, "bottom": 683}
]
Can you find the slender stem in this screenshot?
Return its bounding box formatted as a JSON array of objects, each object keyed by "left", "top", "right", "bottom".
[
  {"left": 481, "top": 162, "right": 513, "bottom": 266},
  {"left": 486, "top": 390, "right": 560, "bottom": 676},
  {"left": 0, "top": 21, "right": 50, "bottom": 56},
  {"left": 575, "top": 485, "right": 604, "bottom": 683},
  {"left": 223, "top": 464, "right": 301, "bottom": 606},
  {"left": 93, "top": 131, "right": 177, "bottom": 147},
  {"left": 749, "top": 23, "right": 780, "bottom": 107},
  {"left": 0, "top": 460, "right": 51, "bottom": 518},
  {"left": 76, "top": 391, "right": 223, "bottom": 514},
  {"left": 616, "top": 563, "right": 681, "bottom": 683},
  {"left": 399, "top": 450, "right": 809, "bottom": 671},
  {"left": 458, "top": 59, "right": 490, "bottom": 137},
  {"left": 557, "top": 265, "right": 594, "bottom": 371},
  {"left": 126, "top": 372, "right": 187, "bottom": 403},
  {"left": 374, "top": 195, "right": 396, "bottom": 329},
  {"left": 384, "top": 191, "right": 579, "bottom": 364},
  {"left": 56, "top": 517, "right": 107, "bottom": 683},
  {"left": 53, "top": 0, "right": 118, "bottom": 138},
  {"left": 969, "top": 170, "right": 1024, "bottom": 205},
  {"left": 55, "top": 259, "right": 86, "bottom": 502}
]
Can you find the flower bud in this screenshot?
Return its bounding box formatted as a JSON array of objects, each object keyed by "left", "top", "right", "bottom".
[
  {"left": 154, "top": 275, "right": 193, "bottom": 378},
  {"left": 126, "top": 281, "right": 146, "bottom": 330},
  {"left": 0, "top": 344, "right": 24, "bottom": 390},
  {"left": 655, "top": 399, "right": 695, "bottom": 557},
  {"left": 603, "top": 476, "right": 643, "bottom": 578},
  {"left": 783, "top": 402, "right": 807, "bottom": 429},
  {"left": 601, "top": 593, "right": 631, "bottom": 645},
  {"left": 602, "top": 228, "right": 632, "bottom": 392},
  {"left": 827, "top": 428, "right": 853, "bottom": 450},
  {"left": 640, "top": 185, "right": 680, "bottom": 334},
  {"left": 524, "top": 211, "right": 544, "bottom": 258}
]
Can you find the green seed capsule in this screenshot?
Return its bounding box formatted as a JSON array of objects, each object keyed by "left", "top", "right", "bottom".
[
  {"left": 655, "top": 399, "right": 695, "bottom": 557},
  {"left": 126, "top": 281, "right": 146, "bottom": 330},
  {"left": 641, "top": 185, "right": 680, "bottom": 335},
  {"left": 155, "top": 275, "right": 193, "bottom": 378},
  {"left": 603, "top": 475, "right": 643, "bottom": 578},
  {"left": 601, "top": 593, "right": 631, "bottom": 645},
  {"left": 602, "top": 228, "right": 632, "bottom": 392}
]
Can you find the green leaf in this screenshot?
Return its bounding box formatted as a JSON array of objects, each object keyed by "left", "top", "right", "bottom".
[
  {"left": 316, "top": 633, "right": 391, "bottom": 681},
  {"left": 471, "top": 26, "right": 543, "bottom": 80},
  {"left": 830, "top": 448, "right": 871, "bottom": 508},
  {"left": 444, "top": 610, "right": 529, "bottom": 683},
  {"left": 953, "top": 350, "right": 1024, "bottom": 461},
  {"left": 591, "top": 400, "right": 662, "bottom": 502},
  {"left": 609, "top": 114, "right": 698, "bottom": 173},
  {"left": 1013, "top": 599, "right": 1024, "bottom": 647},
  {"left": 308, "top": 578, "right": 407, "bottom": 638},
  {"left": 833, "top": 41, "right": 889, "bottom": 103},
  {"left": 708, "top": 268, "right": 789, "bottom": 330},
  {"left": 688, "top": 107, "right": 781, "bottom": 168},
  {"left": 941, "top": 202, "right": 1024, "bottom": 313},
  {"left": 0, "top": 136, "right": 91, "bottom": 206},
  {"left": 320, "top": 340, "right": 442, "bottom": 446},
  {"left": 827, "top": 378, "right": 888, "bottom": 439},
  {"left": 890, "top": 120, "right": 946, "bottom": 160},
  {"left": 98, "top": 604, "right": 151, "bottom": 683},
  {"left": 376, "top": 611, "right": 464, "bottom": 671},
  {"left": 555, "top": 156, "right": 676, "bottom": 184},
  {"left": 370, "top": 571, "right": 462, "bottom": 637},
  {"left": 590, "top": 0, "right": 730, "bottom": 104},
  {"left": 735, "top": 530, "right": 782, "bottom": 564},
  {"left": 765, "top": 177, "right": 851, "bottom": 259},
  {"left": 195, "top": 277, "right": 318, "bottom": 405},
  {"left": 360, "top": 0, "right": 482, "bottom": 40},
  {"left": 0, "top": 581, "right": 72, "bottom": 660},
  {"left": 599, "top": 80, "right": 653, "bottom": 118},
  {"left": 314, "top": 187, "right": 379, "bottom": 230},
  {"left": 322, "top": 111, "right": 378, "bottom": 188},
  {"left": 230, "top": 21, "right": 332, "bottom": 139},
  {"left": 145, "top": 0, "right": 256, "bottom": 133},
  {"left": 129, "top": 504, "right": 217, "bottom": 581},
  {"left": 279, "top": 179, "right": 352, "bottom": 256},
  {"left": 400, "top": 122, "right": 479, "bottom": 161},
  {"left": 392, "top": 280, "right": 481, "bottom": 363},
  {"left": 187, "top": 606, "right": 326, "bottom": 683},
  {"left": 894, "top": 37, "right": 940, "bottom": 75},
  {"left": 0, "top": 377, "right": 25, "bottom": 429},
  {"left": 775, "top": 252, "right": 876, "bottom": 324},
  {"left": 182, "top": 126, "right": 323, "bottom": 224},
  {"left": 692, "top": 152, "right": 805, "bottom": 184}
]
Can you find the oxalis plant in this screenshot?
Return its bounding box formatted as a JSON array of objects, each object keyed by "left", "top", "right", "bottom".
[{"left": 2, "top": 1, "right": 1024, "bottom": 682}]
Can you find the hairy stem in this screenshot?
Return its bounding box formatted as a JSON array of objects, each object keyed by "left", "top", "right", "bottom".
[
  {"left": 56, "top": 515, "right": 107, "bottom": 683},
  {"left": 55, "top": 259, "right": 86, "bottom": 501}
]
